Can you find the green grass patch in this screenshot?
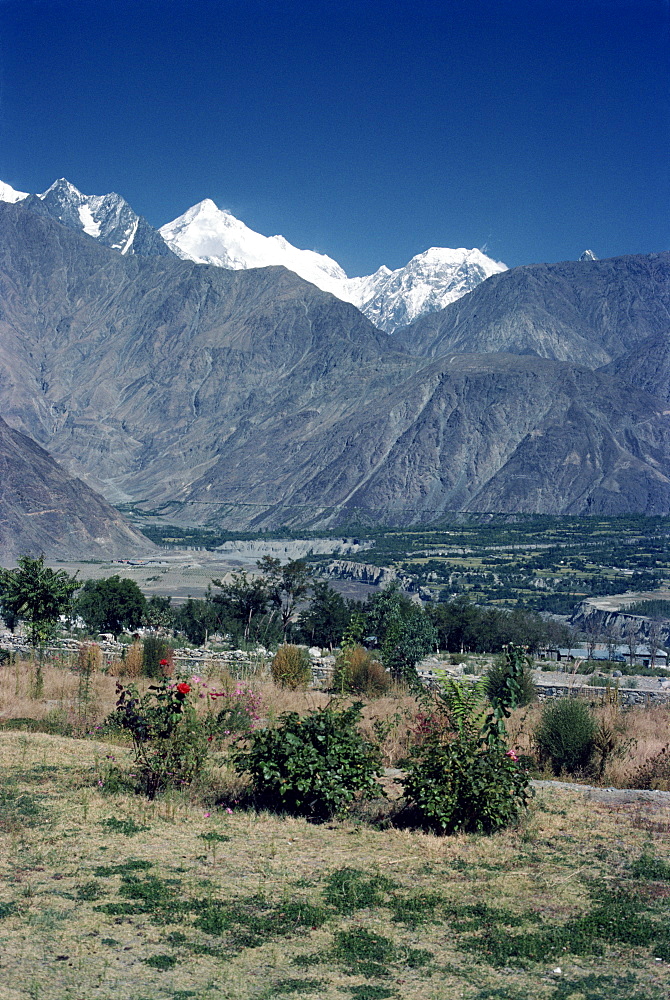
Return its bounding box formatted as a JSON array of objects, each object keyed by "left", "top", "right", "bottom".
[
  {"left": 322, "top": 867, "right": 397, "bottom": 914},
  {"left": 101, "top": 816, "right": 150, "bottom": 836},
  {"left": 143, "top": 953, "right": 179, "bottom": 971},
  {"left": 93, "top": 859, "right": 153, "bottom": 877},
  {"left": 631, "top": 853, "right": 670, "bottom": 881}
]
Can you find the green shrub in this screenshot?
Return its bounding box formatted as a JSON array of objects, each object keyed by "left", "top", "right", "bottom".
[
  {"left": 232, "top": 702, "right": 383, "bottom": 820},
  {"left": 486, "top": 654, "right": 536, "bottom": 707},
  {"left": 402, "top": 645, "right": 532, "bottom": 834},
  {"left": 534, "top": 698, "right": 597, "bottom": 775},
  {"left": 271, "top": 644, "right": 312, "bottom": 689},
  {"left": 403, "top": 730, "right": 530, "bottom": 834},
  {"left": 331, "top": 644, "right": 390, "bottom": 697},
  {"left": 142, "top": 635, "right": 174, "bottom": 679},
  {"left": 109, "top": 679, "right": 209, "bottom": 798}
]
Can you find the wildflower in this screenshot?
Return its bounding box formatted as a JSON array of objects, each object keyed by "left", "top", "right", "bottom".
[
  {"left": 506, "top": 749, "right": 518, "bottom": 761},
  {"left": 204, "top": 812, "right": 211, "bottom": 818},
  {"left": 225, "top": 807, "right": 233, "bottom": 814}
]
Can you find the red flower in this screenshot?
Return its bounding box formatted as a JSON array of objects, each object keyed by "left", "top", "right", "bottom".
[
  {"left": 160, "top": 658, "right": 169, "bottom": 666},
  {"left": 176, "top": 682, "right": 191, "bottom": 695}
]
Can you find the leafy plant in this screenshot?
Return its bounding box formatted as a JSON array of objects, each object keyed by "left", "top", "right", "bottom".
[
  {"left": 0, "top": 555, "right": 79, "bottom": 646},
  {"left": 271, "top": 644, "right": 312, "bottom": 690},
  {"left": 486, "top": 652, "right": 536, "bottom": 707},
  {"left": 109, "top": 679, "right": 209, "bottom": 798},
  {"left": 535, "top": 698, "right": 597, "bottom": 775},
  {"left": 402, "top": 645, "right": 532, "bottom": 834},
  {"left": 232, "top": 702, "right": 383, "bottom": 820}
]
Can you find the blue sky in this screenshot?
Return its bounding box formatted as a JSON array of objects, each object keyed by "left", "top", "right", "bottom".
[{"left": 0, "top": 0, "right": 667, "bottom": 274}]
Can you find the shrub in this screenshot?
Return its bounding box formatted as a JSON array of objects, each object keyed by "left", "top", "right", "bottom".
[
  {"left": 486, "top": 653, "right": 536, "bottom": 707},
  {"left": 109, "top": 679, "right": 209, "bottom": 798},
  {"left": 403, "top": 719, "right": 530, "bottom": 835},
  {"left": 331, "top": 644, "right": 390, "bottom": 697},
  {"left": 78, "top": 642, "right": 102, "bottom": 673},
  {"left": 401, "top": 645, "right": 532, "bottom": 834},
  {"left": 626, "top": 744, "right": 670, "bottom": 791},
  {"left": 271, "top": 644, "right": 312, "bottom": 689},
  {"left": 534, "top": 698, "right": 597, "bottom": 775},
  {"left": 142, "top": 635, "right": 174, "bottom": 679},
  {"left": 208, "top": 682, "right": 263, "bottom": 736},
  {"left": 117, "top": 641, "right": 143, "bottom": 678},
  {"left": 232, "top": 702, "right": 383, "bottom": 820}
]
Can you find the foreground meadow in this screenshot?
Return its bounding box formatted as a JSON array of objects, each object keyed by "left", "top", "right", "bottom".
[{"left": 1, "top": 727, "right": 669, "bottom": 1000}]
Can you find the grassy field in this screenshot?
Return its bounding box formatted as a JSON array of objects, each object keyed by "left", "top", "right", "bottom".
[{"left": 1, "top": 734, "right": 670, "bottom": 998}]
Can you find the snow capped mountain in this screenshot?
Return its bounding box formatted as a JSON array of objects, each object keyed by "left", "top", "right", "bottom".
[
  {"left": 160, "top": 198, "right": 347, "bottom": 293},
  {"left": 3, "top": 176, "right": 507, "bottom": 330},
  {"left": 18, "top": 178, "right": 172, "bottom": 257},
  {"left": 339, "top": 247, "right": 507, "bottom": 332},
  {"left": 0, "top": 181, "right": 28, "bottom": 203},
  {"left": 161, "top": 199, "right": 507, "bottom": 332},
  {"left": 579, "top": 249, "right": 599, "bottom": 261}
]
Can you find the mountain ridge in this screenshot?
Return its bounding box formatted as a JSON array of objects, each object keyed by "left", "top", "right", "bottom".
[{"left": 1, "top": 200, "right": 670, "bottom": 530}]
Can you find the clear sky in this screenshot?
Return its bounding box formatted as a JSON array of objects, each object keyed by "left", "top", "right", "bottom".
[{"left": 0, "top": 0, "right": 667, "bottom": 275}]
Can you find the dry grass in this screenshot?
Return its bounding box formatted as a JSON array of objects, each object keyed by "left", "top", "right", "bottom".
[
  {"left": 0, "top": 731, "right": 669, "bottom": 1000},
  {"left": 1, "top": 655, "right": 668, "bottom": 786}
]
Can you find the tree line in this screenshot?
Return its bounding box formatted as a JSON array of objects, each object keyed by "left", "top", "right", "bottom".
[{"left": 0, "top": 555, "right": 571, "bottom": 684}]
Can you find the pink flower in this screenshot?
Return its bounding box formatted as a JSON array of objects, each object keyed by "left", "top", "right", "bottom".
[
  {"left": 204, "top": 812, "right": 211, "bottom": 818},
  {"left": 225, "top": 807, "right": 233, "bottom": 814},
  {"left": 506, "top": 749, "right": 518, "bottom": 761}
]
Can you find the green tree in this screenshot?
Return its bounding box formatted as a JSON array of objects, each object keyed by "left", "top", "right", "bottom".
[
  {"left": 297, "top": 581, "right": 350, "bottom": 647},
  {"left": 76, "top": 576, "right": 146, "bottom": 638},
  {"left": 143, "top": 595, "right": 174, "bottom": 632},
  {"left": 256, "top": 556, "right": 312, "bottom": 639},
  {"left": 173, "top": 596, "right": 220, "bottom": 645},
  {"left": 0, "top": 555, "right": 80, "bottom": 646},
  {"left": 211, "top": 571, "right": 273, "bottom": 643},
  {"left": 365, "top": 584, "right": 436, "bottom": 687}
]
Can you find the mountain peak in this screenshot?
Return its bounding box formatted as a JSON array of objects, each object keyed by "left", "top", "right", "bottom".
[
  {"left": 0, "top": 180, "right": 28, "bottom": 203},
  {"left": 160, "top": 201, "right": 507, "bottom": 331},
  {"left": 579, "top": 249, "right": 599, "bottom": 261}
]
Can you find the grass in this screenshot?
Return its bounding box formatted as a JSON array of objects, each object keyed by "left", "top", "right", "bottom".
[{"left": 0, "top": 731, "right": 669, "bottom": 999}]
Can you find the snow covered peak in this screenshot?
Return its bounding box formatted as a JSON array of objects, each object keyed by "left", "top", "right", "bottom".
[
  {"left": 579, "top": 249, "right": 598, "bottom": 261},
  {"left": 13, "top": 178, "right": 172, "bottom": 258},
  {"left": 0, "top": 180, "right": 28, "bottom": 203},
  {"left": 160, "top": 198, "right": 347, "bottom": 290},
  {"left": 160, "top": 198, "right": 506, "bottom": 330},
  {"left": 338, "top": 246, "right": 507, "bottom": 332}
]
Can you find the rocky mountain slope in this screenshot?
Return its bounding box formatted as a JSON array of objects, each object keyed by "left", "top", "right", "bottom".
[
  {"left": 395, "top": 253, "right": 670, "bottom": 367},
  {"left": 601, "top": 332, "right": 670, "bottom": 402},
  {"left": 9, "top": 178, "right": 172, "bottom": 257},
  {"left": 1, "top": 201, "right": 670, "bottom": 529},
  {"left": 0, "top": 416, "right": 154, "bottom": 562}
]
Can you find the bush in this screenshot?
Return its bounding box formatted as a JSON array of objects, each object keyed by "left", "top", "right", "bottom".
[
  {"left": 117, "top": 640, "right": 143, "bottom": 678},
  {"left": 331, "top": 644, "right": 390, "bottom": 697},
  {"left": 401, "top": 646, "right": 532, "bottom": 834},
  {"left": 403, "top": 732, "right": 530, "bottom": 834},
  {"left": 232, "top": 702, "right": 383, "bottom": 820},
  {"left": 626, "top": 744, "right": 670, "bottom": 791},
  {"left": 534, "top": 698, "right": 597, "bottom": 775},
  {"left": 109, "top": 679, "right": 209, "bottom": 798},
  {"left": 142, "top": 635, "right": 174, "bottom": 679},
  {"left": 208, "top": 682, "right": 262, "bottom": 736},
  {"left": 271, "top": 644, "right": 312, "bottom": 689},
  {"left": 486, "top": 653, "right": 536, "bottom": 707}
]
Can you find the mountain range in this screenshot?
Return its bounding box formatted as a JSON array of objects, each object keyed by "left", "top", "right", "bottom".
[
  {"left": 0, "top": 194, "right": 669, "bottom": 558},
  {"left": 0, "top": 179, "right": 505, "bottom": 333}
]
